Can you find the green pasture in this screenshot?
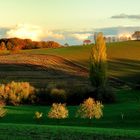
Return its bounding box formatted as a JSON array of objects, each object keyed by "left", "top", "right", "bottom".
[
  {"left": 23, "top": 41, "right": 140, "bottom": 84},
  {"left": 0, "top": 89, "right": 140, "bottom": 139}
]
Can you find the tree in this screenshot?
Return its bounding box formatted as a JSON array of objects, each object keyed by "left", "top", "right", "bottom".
[
  {"left": 48, "top": 103, "right": 68, "bottom": 119},
  {"left": 0, "top": 42, "right": 6, "bottom": 50},
  {"left": 132, "top": 31, "right": 140, "bottom": 40},
  {"left": 46, "top": 41, "right": 61, "bottom": 48},
  {"left": 64, "top": 43, "right": 69, "bottom": 47},
  {"left": 90, "top": 32, "right": 107, "bottom": 88},
  {"left": 7, "top": 41, "right": 13, "bottom": 50},
  {"left": 10, "top": 46, "right": 20, "bottom": 54},
  {"left": 76, "top": 97, "right": 103, "bottom": 120}
]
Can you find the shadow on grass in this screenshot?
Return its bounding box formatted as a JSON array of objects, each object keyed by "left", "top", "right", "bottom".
[
  {"left": 108, "top": 58, "right": 140, "bottom": 84},
  {"left": 0, "top": 63, "right": 89, "bottom": 88}
]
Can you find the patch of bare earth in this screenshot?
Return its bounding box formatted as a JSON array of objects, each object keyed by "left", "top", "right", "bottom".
[{"left": 0, "top": 54, "right": 89, "bottom": 87}]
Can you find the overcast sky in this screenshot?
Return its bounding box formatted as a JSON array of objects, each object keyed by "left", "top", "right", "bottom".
[{"left": 0, "top": 0, "right": 140, "bottom": 44}]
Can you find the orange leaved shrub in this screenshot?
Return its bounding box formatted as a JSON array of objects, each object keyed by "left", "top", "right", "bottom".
[
  {"left": 48, "top": 103, "right": 68, "bottom": 119},
  {"left": 76, "top": 97, "right": 103, "bottom": 119},
  {"left": 0, "top": 81, "right": 35, "bottom": 105}
]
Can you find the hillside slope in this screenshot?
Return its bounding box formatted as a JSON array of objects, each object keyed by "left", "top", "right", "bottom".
[
  {"left": 23, "top": 41, "right": 140, "bottom": 85},
  {"left": 0, "top": 54, "right": 89, "bottom": 87}
]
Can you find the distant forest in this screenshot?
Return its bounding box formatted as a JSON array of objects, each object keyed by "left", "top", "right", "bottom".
[{"left": 0, "top": 38, "right": 61, "bottom": 50}]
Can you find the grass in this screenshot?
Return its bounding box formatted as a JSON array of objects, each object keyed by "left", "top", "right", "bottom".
[
  {"left": 0, "top": 89, "right": 140, "bottom": 139},
  {"left": 1, "top": 102, "right": 140, "bottom": 129},
  {"left": 23, "top": 41, "right": 140, "bottom": 64},
  {"left": 0, "top": 123, "right": 140, "bottom": 140},
  {"left": 22, "top": 41, "right": 140, "bottom": 84},
  {"left": 0, "top": 41, "right": 140, "bottom": 139},
  {"left": 0, "top": 41, "right": 139, "bottom": 85}
]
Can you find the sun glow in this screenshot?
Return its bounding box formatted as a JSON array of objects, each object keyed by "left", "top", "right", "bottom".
[
  {"left": 118, "top": 33, "right": 132, "bottom": 38},
  {"left": 6, "top": 24, "right": 44, "bottom": 41}
]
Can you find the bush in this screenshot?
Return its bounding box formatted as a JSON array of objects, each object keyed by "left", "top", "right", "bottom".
[
  {"left": 76, "top": 97, "right": 103, "bottom": 120},
  {"left": 0, "top": 100, "right": 5, "bottom": 106},
  {"left": 48, "top": 103, "right": 68, "bottom": 119},
  {"left": 36, "top": 84, "right": 67, "bottom": 105},
  {"left": 34, "top": 111, "right": 43, "bottom": 120},
  {"left": 35, "top": 88, "right": 49, "bottom": 105},
  {"left": 67, "top": 86, "right": 94, "bottom": 105},
  {"left": 50, "top": 88, "right": 67, "bottom": 103},
  {"left": 95, "top": 86, "right": 116, "bottom": 103},
  {"left": 0, "top": 81, "right": 35, "bottom": 105},
  {"left": 35, "top": 83, "right": 94, "bottom": 105}
]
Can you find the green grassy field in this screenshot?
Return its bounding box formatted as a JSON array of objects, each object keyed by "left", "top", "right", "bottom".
[
  {"left": 23, "top": 41, "right": 140, "bottom": 64},
  {"left": 0, "top": 89, "right": 140, "bottom": 139},
  {"left": 0, "top": 41, "right": 140, "bottom": 139},
  {"left": 1, "top": 90, "right": 140, "bottom": 128},
  {"left": 0, "top": 41, "right": 139, "bottom": 86},
  {"left": 0, "top": 123, "right": 140, "bottom": 140},
  {"left": 23, "top": 41, "right": 140, "bottom": 84}
]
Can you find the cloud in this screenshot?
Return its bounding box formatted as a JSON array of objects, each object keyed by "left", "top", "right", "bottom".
[
  {"left": 70, "top": 33, "right": 92, "bottom": 40},
  {"left": 6, "top": 24, "right": 44, "bottom": 41},
  {"left": 1, "top": 24, "right": 140, "bottom": 45},
  {"left": 111, "top": 13, "right": 140, "bottom": 20},
  {"left": 95, "top": 26, "right": 140, "bottom": 36},
  {"left": 6, "top": 24, "right": 65, "bottom": 41},
  {"left": 45, "top": 30, "right": 65, "bottom": 40},
  {"left": 0, "top": 27, "right": 9, "bottom": 38}
]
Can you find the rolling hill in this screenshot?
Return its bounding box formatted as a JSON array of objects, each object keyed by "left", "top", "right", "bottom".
[
  {"left": 22, "top": 41, "right": 140, "bottom": 85},
  {"left": 0, "top": 41, "right": 139, "bottom": 87}
]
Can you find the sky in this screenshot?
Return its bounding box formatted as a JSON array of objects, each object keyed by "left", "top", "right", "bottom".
[{"left": 0, "top": 0, "right": 140, "bottom": 44}]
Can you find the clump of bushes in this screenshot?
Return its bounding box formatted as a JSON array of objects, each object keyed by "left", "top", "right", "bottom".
[
  {"left": 0, "top": 81, "right": 35, "bottom": 105},
  {"left": 48, "top": 103, "right": 68, "bottom": 119},
  {"left": 34, "top": 98, "right": 103, "bottom": 124},
  {"left": 76, "top": 97, "right": 103, "bottom": 119},
  {"left": 67, "top": 86, "right": 93, "bottom": 105},
  {"left": 94, "top": 86, "right": 116, "bottom": 103},
  {"left": 50, "top": 88, "right": 67, "bottom": 103},
  {"left": 35, "top": 83, "right": 93, "bottom": 105},
  {"left": 35, "top": 84, "right": 67, "bottom": 105}
]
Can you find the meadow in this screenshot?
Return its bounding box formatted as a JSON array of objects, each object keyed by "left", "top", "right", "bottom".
[
  {"left": 0, "top": 41, "right": 140, "bottom": 139},
  {"left": 23, "top": 41, "right": 140, "bottom": 85},
  {"left": 0, "top": 90, "right": 139, "bottom": 139},
  {"left": 0, "top": 41, "right": 139, "bottom": 87}
]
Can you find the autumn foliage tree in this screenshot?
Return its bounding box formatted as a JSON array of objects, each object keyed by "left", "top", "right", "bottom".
[
  {"left": 90, "top": 32, "right": 107, "bottom": 88},
  {"left": 90, "top": 33, "right": 116, "bottom": 103},
  {"left": 0, "top": 38, "right": 61, "bottom": 51},
  {"left": 90, "top": 32, "right": 111, "bottom": 101},
  {"left": 132, "top": 31, "right": 140, "bottom": 40},
  {"left": 0, "top": 42, "right": 6, "bottom": 50},
  {"left": 76, "top": 97, "right": 103, "bottom": 120}
]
